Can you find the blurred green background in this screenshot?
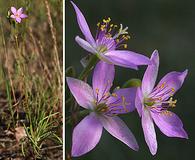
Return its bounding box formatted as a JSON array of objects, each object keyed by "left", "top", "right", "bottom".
[{"left": 66, "top": 0, "right": 194, "bottom": 159}]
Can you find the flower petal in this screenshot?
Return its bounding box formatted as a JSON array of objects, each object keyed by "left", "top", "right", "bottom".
[
  {"left": 154, "top": 70, "right": 188, "bottom": 100},
  {"left": 11, "top": 7, "right": 17, "bottom": 14},
  {"left": 17, "top": 7, "right": 23, "bottom": 15},
  {"left": 75, "top": 36, "right": 96, "bottom": 54},
  {"left": 71, "top": 1, "right": 96, "bottom": 47},
  {"left": 142, "top": 108, "right": 157, "bottom": 155},
  {"left": 16, "top": 17, "right": 22, "bottom": 23},
  {"left": 100, "top": 115, "right": 139, "bottom": 151},
  {"left": 142, "top": 50, "right": 159, "bottom": 96},
  {"left": 104, "top": 50, "right": 151, "bottom": 69},
  {"left": 151, "top": 112, "right": 188, "bottom": 139},
  {"left": 106, "top": 87, "right": 137, "bottom": 114},
  {"left": 66, "top": 77, "right": 94, "bottom": 109},
  {"left": 10, "top": 15, "right": 16, "bottom": 19},
  {"left": 72, "top": 113, "right": 103, "bottom": 157},
  {"left": 135, "top": 87, "right": 144, "bottom": 117},
  {"left": 92, "top": 61, "right": 115, "bottom": 102},
  {"left": 20, "top": 14, "right": 28, "bottom": 19}
]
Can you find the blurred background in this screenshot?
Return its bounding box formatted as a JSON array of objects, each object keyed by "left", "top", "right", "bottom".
[{"left": 66, "top": 0, "right": 195, "bottom": 159}]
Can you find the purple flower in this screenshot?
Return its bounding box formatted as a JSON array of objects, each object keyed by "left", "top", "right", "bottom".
[
  {"left": 66, "top": 61, "right": 139, "bottom": 157},
  {"left": 135, "top": 50, "right": 188, "bottom": 155},
  {"left": 71, "top": 1, "right": 151, "bottom": 70},
  {"left": 10, "top": 7, "right": 28, "bottom": 23}
]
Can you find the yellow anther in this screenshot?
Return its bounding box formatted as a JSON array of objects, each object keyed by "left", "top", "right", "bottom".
[
  {"left": 106, "top": 33, "right": 112, "bottom": 38},
  {"left": 100, "top": 24, "right": 106, "bottom": 31},
  {"left": 161, "top": 83, "right": 165, "bottom": 88},
  {"left": 103, "top": 19, "right": 107, "bottom": 23},
  {"left": 162, "top": 110, "right": 172, "bottom": 116},
  {"left": 110, "top": 24, "right": 113, "bottom": 27},
  {"left": 123, "top": 35, "right": 130, "bottom": 40},
  {"left": 171, "top": 88, "right": 175, "bottom": 92},
  {"left": 108, "top": 17, "right": 111, "bottom": 21},
  {"left": 112, "top": 93, "right": 117, "bottom": 97},
  {"left": 97, "top": 22, "right": 100, "bottom": 27},
  {"left": 126, "top": 35, "right": 131, "bottom": 39},
  {"left": 115, "top": 86, "right": 120, "bottom": 90},
  {"left": 104, "top": 92, "right": 110, "bottom": 97},
  {"left": 116, "top": 39, "right": 120, "bottom": 43},
  {"left": 96, "top": 88, "right": 99, "bottom": 94},
  {"left": 124, "top": 44, "right": 127, "bottom": 48},
  {"left": 114, "top": 25, "right": 118, "bottom": 28},
  {"left": 151, "top": 106, "right": 157, "bottom": 109}
]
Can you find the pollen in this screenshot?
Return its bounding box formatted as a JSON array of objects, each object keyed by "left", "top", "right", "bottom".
[
  {"left": 116, "top": 39, "right": 120, "bottom": 43},
  {"left": 112, "top": 93, "right": 117, "bottom": 97},
  {"left": 161, "top": 110, "right": 172, "bottom": 116},
  {"left": 114, "top": 25, "right": 118, "bottom": 28},
  {"left": 96, "top": 88, "right": 99, "bottom": 94},
  {"left": 103, "top": 92, "right": 110, "bottom": 98},
  {"left": 100, "top": 24, "right": 106, "bottom": 31},
  {"left": 160, "top": 82, "right": 166, "bottom": 89},
  {"left": 97, "top": 22, "right": 100, "bottom": 27}
]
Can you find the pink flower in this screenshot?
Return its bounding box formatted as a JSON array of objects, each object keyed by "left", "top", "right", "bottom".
[
  {"left": 66, "top": 61, "right": 139, "bottom": 157},
  {"left": 10, "top": 7, "right": 28, "bottom": 23},
  {"left": 135, "top": 50, "right": 188, "bottom": 155}
]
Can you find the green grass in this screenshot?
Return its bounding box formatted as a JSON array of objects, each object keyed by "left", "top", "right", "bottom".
[{"left": 0, "top": 0, "right": 62, "bottom": 159}]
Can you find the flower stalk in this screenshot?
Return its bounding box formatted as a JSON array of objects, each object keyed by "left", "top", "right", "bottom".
[{"left": 78, "top": 55, "right": 98, "bottom": 80}]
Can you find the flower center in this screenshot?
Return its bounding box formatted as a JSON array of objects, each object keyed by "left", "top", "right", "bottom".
[
  {"left": 144, "top": 98, "right": 155, "bottom": 107},
  {"left": 94, "top": 103, "right": 109, "bottom": 114},
  {"left": 144, "top": 97, "right": 177, "bottom": 116},
  {"left": 143, "top": 82, "right": 178, "bottom": 115},
  {"left": 96, "top": 45, "right": 108, "bottom": 53},
  {"left": 15, "top": 13, "right": 20, "bottom": 18},
  {"left": 94, "top": 88, "right": 130, "bottom": 116},
  {"left": 95, "top": 17, "right": 130, "bottom": 53}
]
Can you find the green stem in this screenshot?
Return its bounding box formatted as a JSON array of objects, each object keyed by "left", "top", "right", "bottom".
[
  {"left": 65, "top": 110, "right": 90, "bottom": 125},
  {"left": 78, "top": 55, "right": 98, "bottom": 80}
]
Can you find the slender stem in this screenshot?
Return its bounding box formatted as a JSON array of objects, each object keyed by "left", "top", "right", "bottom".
[{"left": 78, "top": 55, "right": 98, "bottom": 80}]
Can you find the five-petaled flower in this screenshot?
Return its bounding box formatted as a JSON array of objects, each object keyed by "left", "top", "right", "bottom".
[
  {"left": 135, "top": 50, "right": 188, "bottom": 155},
  {"left": 10, "top": 7, "right": 28, "bottom": 23},
  {"left": 66, "top": 61, "right": 139, "bottom": 157},
  {"left": 71, "top": 1, "right": 151, "bottom": 70}
]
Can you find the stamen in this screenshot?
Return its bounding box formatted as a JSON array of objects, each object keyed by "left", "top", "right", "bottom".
[
  {"left": 95, "top": 17, "right": 130, "bottom": 52},
  {"left": 146, "top": 96, "right": 177, "bottom": 115},
  {"left": 112, "top": 93, "right": 117, "bottom": 97},
  {"left": 161, "top": 110, "right": 172, "bottom": 116},
  {"left": 97, "top": 80, "right": 113, "bottom": 103},
  {"left": 96, "top": 88, "right": 99, "bottom": 101},
  {"left": 121, "top": 96, "right": 129, "bottom": 112},
  {"left": 96, "top": 88, "right": 99, "bottom": 94},
  {"left": 113, "top": 24, "right": 128, "bottom": 39},
  {"left": 97, "top": 22, "right": 100, "bottom": 27}
]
